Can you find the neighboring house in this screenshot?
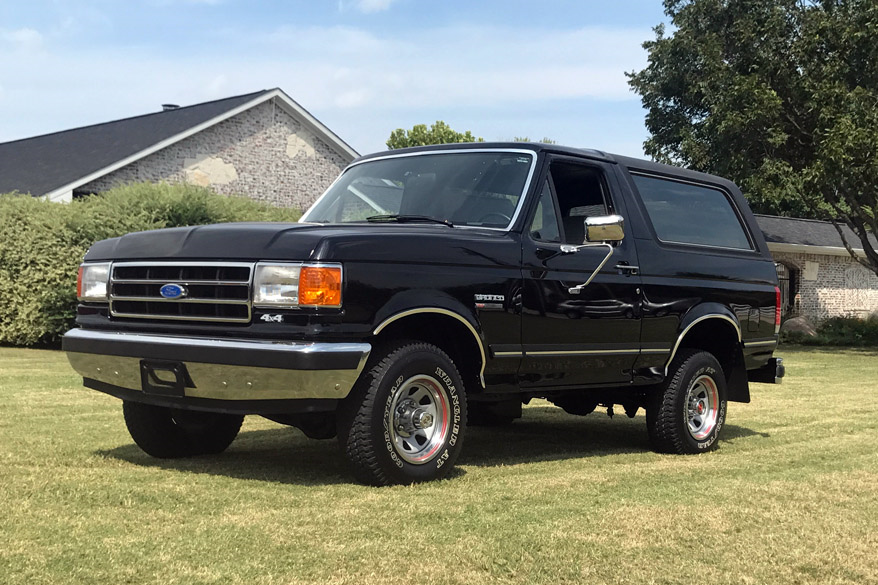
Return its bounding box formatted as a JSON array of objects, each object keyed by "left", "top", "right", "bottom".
[
  {"left": 0, "top": 88, "right": 357, "bottom": 210},
  {"left": 757, "top": 215, "right": 878, "bottom": 322}
]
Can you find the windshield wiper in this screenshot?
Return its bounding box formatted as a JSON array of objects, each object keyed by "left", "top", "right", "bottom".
[{"left": 366, "top": 214, "right": 454, "bottom": 227}]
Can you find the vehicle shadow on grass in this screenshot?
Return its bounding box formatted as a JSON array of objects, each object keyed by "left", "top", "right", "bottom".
[
  {"left": 460, "top": 406, "right": 764, "bottom": 467},
  {"left": 98, "top": 406, "right": 764, "bottom": 486}
]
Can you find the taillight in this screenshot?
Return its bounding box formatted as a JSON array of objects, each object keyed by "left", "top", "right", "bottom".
[{"left": 775, "top": 286, "right": 782, "bottom": 333}]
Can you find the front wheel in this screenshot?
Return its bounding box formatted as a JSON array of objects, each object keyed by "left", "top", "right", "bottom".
[
  {"left": 337, "top": 342, "right": 467, "bottom": 485},
  {"left": 646, "top": 349, "right": 727, "bottom": 454},
  {"left": 123, "top": 401, "right": 243, "bottom": 458}
]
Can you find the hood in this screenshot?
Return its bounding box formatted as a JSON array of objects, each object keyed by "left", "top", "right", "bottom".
[{"left": 84, "top": 222, "right": 519, "bottom": 267}]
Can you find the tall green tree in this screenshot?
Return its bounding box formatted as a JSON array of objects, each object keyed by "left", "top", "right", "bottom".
[
  {"left": 386, "top": 121, "right": 483, "bottom": 149},
  {"left": 628, "top": 0, "right": 878, "bottom": 275}
]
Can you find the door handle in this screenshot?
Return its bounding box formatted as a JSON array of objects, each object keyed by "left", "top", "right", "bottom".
[{"left": 615, "top": 263, "right": 639, "bottom": 275}]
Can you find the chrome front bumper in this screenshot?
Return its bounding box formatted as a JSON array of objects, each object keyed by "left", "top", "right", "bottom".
[{"left": 63, "top": 329, "right": 371, "bottom": 402}]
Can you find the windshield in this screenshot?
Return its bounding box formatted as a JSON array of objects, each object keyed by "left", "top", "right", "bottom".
[{"left": 301, "top": 151, "right": 536, "bottom": 229}]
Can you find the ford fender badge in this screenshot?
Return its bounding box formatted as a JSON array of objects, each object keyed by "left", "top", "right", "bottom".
[{"left": 159, "top": 283, "right": 187, "bottom": 299}]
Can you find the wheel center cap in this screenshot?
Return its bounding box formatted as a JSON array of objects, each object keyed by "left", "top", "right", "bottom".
[
  {"left": 415, "top": 411, "right": 434, "bottom": 430},
  {"left": 696, "top": 401, "right": 705, "bottom": 415}
]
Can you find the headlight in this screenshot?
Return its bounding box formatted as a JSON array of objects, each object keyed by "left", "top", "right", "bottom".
[
  {"left": 77, "top": 262, "right": 111, "bottom": 302},
  {"left": 253, "top": 262, "right": 342, "bottom": 308}
]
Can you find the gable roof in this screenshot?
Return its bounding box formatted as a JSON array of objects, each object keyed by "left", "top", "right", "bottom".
[
  {"left": 756, "top": 214, "right": 877, "bottom": 255},
  {"left": 0, "top": 88, "right": 358, "bottom": 200}
]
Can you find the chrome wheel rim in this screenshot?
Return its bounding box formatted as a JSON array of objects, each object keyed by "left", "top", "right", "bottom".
[
  {"left": 686, "top": 375, "right": 719, "bottom": 441},
  {"left": 389, "top": 374, "right": 450, "bottom": 464}
]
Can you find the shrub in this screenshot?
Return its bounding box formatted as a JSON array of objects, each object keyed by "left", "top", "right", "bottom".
[
  {"left": 0, "top": 184, "right": 300, "bottom": 346},
  {"left": 810, "top": 315, "right": 878, "bottom": 347},
  {"left": 783, "top": 314, "right": 878, "bottom": 347}
]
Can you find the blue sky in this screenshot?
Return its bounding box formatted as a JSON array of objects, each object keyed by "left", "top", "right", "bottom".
[{"left": 0, "top": 0, "right": 667, "bottom": 157}]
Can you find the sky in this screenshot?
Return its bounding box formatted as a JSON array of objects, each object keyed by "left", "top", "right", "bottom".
[{"left": 0, "top": 0, "right": 668, "bottom": 157}]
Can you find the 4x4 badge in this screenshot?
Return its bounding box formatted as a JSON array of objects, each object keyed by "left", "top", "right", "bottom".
[{"left": 260, "top": 314, "right": 283, "bottom": 323}]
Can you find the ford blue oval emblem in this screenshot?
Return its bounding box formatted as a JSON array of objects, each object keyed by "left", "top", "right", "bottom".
[{"left": 159, "top": 283, "right": 187, "bottom": 299}]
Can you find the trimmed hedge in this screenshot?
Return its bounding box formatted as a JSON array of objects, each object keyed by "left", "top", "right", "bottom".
[{"left": 0, "top": 183, "right": 301, "bottom": 346}]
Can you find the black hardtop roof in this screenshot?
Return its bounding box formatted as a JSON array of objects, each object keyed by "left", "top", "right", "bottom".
[{"left": 353, "top": 142, "right": 739, "bottom": 189}]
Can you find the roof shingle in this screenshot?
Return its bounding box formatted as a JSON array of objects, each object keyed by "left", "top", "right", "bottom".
[{"left": 0, "top": 90, "right": 270, "bottom": 197}]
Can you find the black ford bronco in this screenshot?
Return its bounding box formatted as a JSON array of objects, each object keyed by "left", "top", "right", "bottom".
[{"left": 63, "top": 143, "right": 784, "bottom": 485}]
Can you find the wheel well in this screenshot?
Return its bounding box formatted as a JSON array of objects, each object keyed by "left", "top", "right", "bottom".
[
  {"left": 372, "top": 313, "right": 484, "bottom": 391},
  {"left": 677, "top": 319, "right": 749, "bottom": 402}
]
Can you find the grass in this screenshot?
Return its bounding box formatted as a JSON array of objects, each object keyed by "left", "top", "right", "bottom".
[{"left": 1, "top": 345, "right": 876, "bottom": 585}]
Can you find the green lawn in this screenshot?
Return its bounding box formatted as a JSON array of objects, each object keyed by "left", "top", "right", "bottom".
[{"left": 1, "top": 345, "right": 876, "bottom": 585}]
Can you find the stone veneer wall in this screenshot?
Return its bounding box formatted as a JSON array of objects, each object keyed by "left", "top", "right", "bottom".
[
  {"left": 81, "top": 99, "right": 351, "bottom": 211},
  {"left": 772, "top": 250, "right": 878, "bottom": 322}
]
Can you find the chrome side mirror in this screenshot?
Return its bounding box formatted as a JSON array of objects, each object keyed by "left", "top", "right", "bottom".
[{"left": 585, "top": 214, "right": 625, "bottom": 243}]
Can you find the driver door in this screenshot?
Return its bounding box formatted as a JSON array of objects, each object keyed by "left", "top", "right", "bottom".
[{"left": 519, "top": 157, "right": 642, "bottom": 388}]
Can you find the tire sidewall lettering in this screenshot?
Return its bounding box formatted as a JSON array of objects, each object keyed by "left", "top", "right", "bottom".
[{"left": 433, "top": 366, "right": 462, "bottom": 465}]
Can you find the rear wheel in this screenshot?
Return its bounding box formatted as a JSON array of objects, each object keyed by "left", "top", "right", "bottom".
[
  {"left": 646, "top": 349, "right": 727, "bottom": 454},
  {"left": 123, "top": 401, "right": 243, "bottom": 458},
  {"left": 337, "top": 342, "right": 467, "bottom": 485}
]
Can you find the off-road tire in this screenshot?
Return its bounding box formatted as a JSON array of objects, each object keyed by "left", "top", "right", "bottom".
[
  {"left": 646, "top": 349, "right": 727, "bottom": 454},
  {"left": 337, "top": 342, "right": 467, "bottom": 486},
  {"left": 123, "top": 401, "right": 244, "bottom": 458}
]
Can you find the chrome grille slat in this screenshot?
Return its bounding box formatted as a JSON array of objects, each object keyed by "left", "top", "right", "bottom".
[
  {"left": 109, "top": 261, "right": 254, "bottom": 323},
  {"left": 111, "top": 280, "right": 249, "bottom": 286},
  {"left": 111, "top": 297, "right": 250, "bottom": 305}
]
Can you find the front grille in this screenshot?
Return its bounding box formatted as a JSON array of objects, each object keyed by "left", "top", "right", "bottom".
[{"left": 109, "top": 262, "right": 254, "bottom": 323}]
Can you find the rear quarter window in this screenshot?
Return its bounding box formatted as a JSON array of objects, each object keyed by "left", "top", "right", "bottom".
[{"left": 631, "top": 174, "right": 752, "bottom": 250}]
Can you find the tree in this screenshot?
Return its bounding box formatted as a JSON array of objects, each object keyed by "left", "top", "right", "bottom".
[
  {"left": 628, "top": 0, "right": 878, "bottom": 275},
  {"left": 513, "top": 137, "right": 557, "bottom": 144},
  {"left": 386, "top": 121, "right": 483, "bottom": 149}
]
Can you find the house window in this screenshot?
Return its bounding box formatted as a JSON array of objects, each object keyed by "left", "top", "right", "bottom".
[{"left": 776, "top": 262, "right": 799, "bottom": 316}]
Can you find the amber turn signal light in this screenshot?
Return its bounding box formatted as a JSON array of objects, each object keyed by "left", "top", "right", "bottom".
[{"left": 298, "top": 265, "right": 342, "bottom": 307}]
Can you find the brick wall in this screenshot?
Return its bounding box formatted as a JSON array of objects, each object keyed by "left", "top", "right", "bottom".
[
  {"left": 773, "top": 249, "right": 878, "bottom": 322},
  {"left": 81, "top": 99, "right": 351, "bottom": 211}
]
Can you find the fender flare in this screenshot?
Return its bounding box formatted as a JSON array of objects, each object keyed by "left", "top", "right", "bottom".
[
  {"left": 372, "top": 292, "right": 487, "bottom": 388},
  {"left": 665, "top": 304, "right": 742, "bottom": 376}
]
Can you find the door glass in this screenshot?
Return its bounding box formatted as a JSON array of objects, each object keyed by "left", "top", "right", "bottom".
[{"left": 529, "top": 180, "right": 561, "bottom": 243}]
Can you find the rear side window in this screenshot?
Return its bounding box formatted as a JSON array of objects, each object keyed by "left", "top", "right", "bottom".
[{"left": 631, "top": 174, "right": 752, "bottom": 250}]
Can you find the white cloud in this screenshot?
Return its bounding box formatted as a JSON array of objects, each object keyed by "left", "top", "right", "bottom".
[
  {"left": 337, "top": 0, "right": 399, "bottom": 13},
  {"left": 1, "top": 28, "right": 44, "bottom": 52},
  {"left": 259, "top": 24, "right": 648, "bottom": 107},
  {"left": 0, "top": 21, "right": 650, "bottom": 154},
  {"left": 355, "top": 0, "right": 397, "bottom": 13}
]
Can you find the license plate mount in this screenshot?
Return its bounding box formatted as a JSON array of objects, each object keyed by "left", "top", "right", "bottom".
[{"left": 140, "top": 360, "right": 189, "bottom": 397}]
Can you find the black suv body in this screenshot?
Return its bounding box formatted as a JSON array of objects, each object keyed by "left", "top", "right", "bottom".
[{"left": 63, "top": 143, "right": 784, "bottom": 485}]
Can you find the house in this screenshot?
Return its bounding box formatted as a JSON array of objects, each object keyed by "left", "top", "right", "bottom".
[
  {"left": 756, "top": 215, "right": 878, "bottom": 322},
  {"left": 0, "top": 88, "right": 358, "bottom": 210}
]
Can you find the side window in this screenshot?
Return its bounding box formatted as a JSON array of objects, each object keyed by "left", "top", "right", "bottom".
[
  {"left": 632, "top": 174, "right": 752, "bottom": 250},
  {"left": 551, "top": 163, "right": 610, "bottom": 245},
  {"left": 529, "top": 180, "right": 561, "bottom": 243}
]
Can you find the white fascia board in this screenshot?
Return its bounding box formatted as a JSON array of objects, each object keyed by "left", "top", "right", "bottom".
[
  {"left": 768, "top": 242, "right": 866, "bottom": 258},
  {"left": 44, "top": 189, "right": 72, "bottom": 203},
  {"left": 42, "top": 89, "right": 358, "bottom": 201},
  {"left": 270, "top": 89, "right": 359, "bottom": 161}
]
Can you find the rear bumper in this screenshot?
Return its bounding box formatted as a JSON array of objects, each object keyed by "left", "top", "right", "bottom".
[
  {"left": 748, "top": 357, "right": 785, "bottom": 384},
  {"left": 63, "top": 328, "right": 371, "bottom": 407}
]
